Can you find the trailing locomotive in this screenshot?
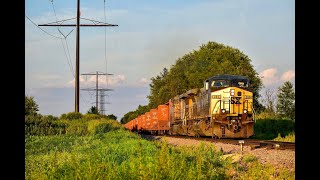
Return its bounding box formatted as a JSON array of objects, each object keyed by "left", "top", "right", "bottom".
[{"left": 124, "top": 74, "right": 255, "bottom": 138}]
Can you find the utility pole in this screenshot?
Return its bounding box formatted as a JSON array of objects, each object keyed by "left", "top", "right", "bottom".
[
  {"left": 38, "top": 0, "right": 118, "bottom": 112},
  {"left": 81, "top": 71, "right": 113, "bottom": 113}
]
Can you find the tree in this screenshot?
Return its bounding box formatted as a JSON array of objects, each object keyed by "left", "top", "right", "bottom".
[
  {"left": 120, "top": 104, "right": 150, "bottom": 124},
  {"left": 276, "top": 81, "right": 295, "bottom": 120},
  {"left": 87, "top": 106, "right": 98, "bottom": 114},
  {"left": 25, "top": 95, "right": 39, "bottom": 116},
  {"left": 147, "top": 41, "right": 263, "bottom": 111},
  {"left": 106, "top": 114, "right": 117, "bottom": 120},
  {"left": 263, "top": 87, "right": 277, "bottom": 114},
  {"left": 148, "top": 68, "right": 170, "bottom": 108}
]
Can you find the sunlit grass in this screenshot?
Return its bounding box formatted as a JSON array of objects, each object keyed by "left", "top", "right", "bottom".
[
  {"left": 25, "top": 118, "right": 295, "bottom": 180},
  {"left": 273, "top": 132, "right": 295, "bottom": 142}
]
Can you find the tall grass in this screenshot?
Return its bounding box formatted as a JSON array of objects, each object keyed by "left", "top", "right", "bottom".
[
  {"left": 273, "top": 132, "right": 295, "bottom": 142},
  {"left": 26, "top": 130, "right": 294, "bottom": 179},
  {"left": 26, "top": 114, "right": 294, "bottom": 179},
  {"left": 26, "top": 130, "right": 228, "bottom": 179},
  {"left": 25, "top": 114, "right": 122, "bottom": 136}
]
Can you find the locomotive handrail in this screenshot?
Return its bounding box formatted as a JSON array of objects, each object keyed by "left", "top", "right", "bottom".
[
  {"left": 250, "top": 102, "right": 256, "bottom": 122},
  {"left": 211, "top": 100, "right": 221, "bottom": 115}
]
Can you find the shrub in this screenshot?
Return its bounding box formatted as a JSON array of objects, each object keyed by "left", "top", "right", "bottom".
[
  {"left": 64, "top": 112, "right": 83, "bottom": 120},
  {"left": 253, "top": 119, "right": 295, "bottom": 140},
  {"left": 82, "top": 114, "right": 102, "bottom": 121},
  {"left": 65, "top": 120, "right": 88, "bottom": 136},
  {"left": 273, "top": 132, "right": 295, "bottom": 142},
  {"left": 25, "top": 115, "right": 68, "bottom": 136},
  {"left": 88, "top": 119, "right": 123, "bottom": 135}
]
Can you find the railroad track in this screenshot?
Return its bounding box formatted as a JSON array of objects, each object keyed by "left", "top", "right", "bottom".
[{"left": 140, "top": 134, "right": 295, "bottom": 151}]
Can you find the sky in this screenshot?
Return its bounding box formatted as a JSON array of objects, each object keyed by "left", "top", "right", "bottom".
[{"left": 25, "top": 0, "right": 295, "bottom": 120}]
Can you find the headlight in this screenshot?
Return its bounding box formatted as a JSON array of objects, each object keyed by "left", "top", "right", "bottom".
[
  {"left": 243, "top": 109, "right": 247, "bottom": 113},
  {"left": 230, "top": 89, "right": 235, "bottom": 96},
  {"left": 221, "top": 109, "right": 226, "bottom": 113}
]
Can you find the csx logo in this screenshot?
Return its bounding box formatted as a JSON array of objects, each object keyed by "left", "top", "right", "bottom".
[{"left": 231, "top": 97, "right": 241, "bottom": 104}]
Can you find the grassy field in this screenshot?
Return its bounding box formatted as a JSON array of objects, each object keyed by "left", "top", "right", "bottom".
[{"left": 25, "top": 117, "right": 294, "bottom": 180}]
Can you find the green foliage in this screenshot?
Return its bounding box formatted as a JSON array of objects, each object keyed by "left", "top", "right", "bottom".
[
  {"left": 122, "top": 41, "right": 264, "bottom": 122},
  {"left": 255, "top": 111, "right": 279, "bottom": 120},
  {"left": 121, "top": 104, "right": 150, "bottom": 124},
  {"left": 276, "top": 81, "right": 295, "bottom": 120},
  {"left": 82, "top": 114, "right": 102, "bottom": 121},
  {"left": 64, "top": 119, "right": 89, "bottom": 136},
  {"left": 253, "top": 119, "right": 295, "bottom": 140},
  {"left": 87, "top": 119, "right": 123, "bottom": 135},
  {"left": 234, "top": 154, "right": 294, "bottom": 179},
  {"left": 147, "top": 41, "right": 263, "bottom": 112},
  {"left": 60, "top": 113, "right": 67, "bottom": 119},
  {"left": 273, "top": 132, "right": 295, "bottom": 142},
  {"left": 106, "top": 114, "right": 117, "bottom": 120},
  {"left": 87, "top": 106, "right": 98, "bottom": 114},
  {"left": 25, "top": 113, "right": 123, "bottom": 136},
  {"left": 60, "top": 119, "right": 123, "bottom": 136},
  {"left": 242, "top": 154, "right": 258, "bottom": 163},
  {"left": 25, "top": 115, "right": 68, "bottom": 136},
  {"left": 62, "top": 112, "right": 83, "bottom": 120},
  {"left": 26, "top": 130, "right": 229, "bottom": 180},
  {"left": 26, "top": 129, "right": 294, "bottom": 180},
  {"left": 25, "top": 95, "right": 39, "bottom": 116}
]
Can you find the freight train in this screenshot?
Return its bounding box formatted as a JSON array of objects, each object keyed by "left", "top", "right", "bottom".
[{"left": 124, "top": 74, "right": 255, "bottom": 138}]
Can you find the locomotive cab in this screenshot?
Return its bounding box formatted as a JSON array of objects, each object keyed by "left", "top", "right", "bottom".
[{"left": 205, "top": 74, "right": 255, "bottom": 138}]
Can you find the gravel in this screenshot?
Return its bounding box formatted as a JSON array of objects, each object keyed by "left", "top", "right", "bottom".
[{"left": 141, "top": 135, "right": 295, "bottom": 172}]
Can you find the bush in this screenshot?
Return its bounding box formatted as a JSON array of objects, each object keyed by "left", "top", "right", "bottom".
[
  {"left": 253, "top": 119, "right": 295, "bottom": 140},
  {"left": 273, "top": 132, "right": 295, "bottom": 142},
  {"left": 62, "top": 112, "right": 83, "bottom": 120},
  {"left": 88, "top": 119, "right": 123, "bottom": 135},
  {"left": 82, "top": 114, "right": 102, "bottom": 121},
  {"left": 60, "top": 113, "right": 67, "bottom": 119},
  {"left": 65, "top": 120, "right": 88, "bottom": 136},
  {"left": 26, "top": 114, "right": 123, "bottom": 136},
  {"left": 25, "top": 115, "right": 68, "bottom": 136}
]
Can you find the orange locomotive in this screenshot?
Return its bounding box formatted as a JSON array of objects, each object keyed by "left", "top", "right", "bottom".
[{"left": 124, "top": 74, "right": 255, "bottom": 138}]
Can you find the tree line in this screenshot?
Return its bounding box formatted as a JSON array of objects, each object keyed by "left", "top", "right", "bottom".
[{"left": 120, "top": 41, "right": 295, "bottom": 124}]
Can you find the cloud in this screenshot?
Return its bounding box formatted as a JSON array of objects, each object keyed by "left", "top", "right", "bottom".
[
  {"left": 281, "top": 70, "right": 295, "bottom": 81},
  {"left": 259, "top": 68, "right": 295, "bottom": 87},
  {"left": 66, "top": 74, "right": 126, "bottom": 88},
  {"left": 259, "top": 68, "right": 278, "bottom": 86},
  {"left": 137, "top": 77, "right": 150, "bottom": 86},
  {"left": 33, "top": 74, "right": 62, "bottom": 80}
]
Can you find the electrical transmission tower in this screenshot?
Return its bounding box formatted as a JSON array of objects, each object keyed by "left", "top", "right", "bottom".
[
  {"left": 38, "top": 0, "right": 118, "bottom": 112},
  {"left": 99, "top": 91, "right": 111, "bottom": 115},
  {"left": 81, "top": 71, "right": 113, "bottom": 114}
]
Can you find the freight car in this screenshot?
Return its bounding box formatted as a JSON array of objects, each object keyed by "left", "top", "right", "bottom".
[{"left": 124, "top": 74, "right": 255, "bottom": 138}]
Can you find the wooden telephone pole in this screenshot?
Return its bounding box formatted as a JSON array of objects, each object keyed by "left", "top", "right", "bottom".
[{"left": 38, "top": 0, "right": 118, "bottom": 112}]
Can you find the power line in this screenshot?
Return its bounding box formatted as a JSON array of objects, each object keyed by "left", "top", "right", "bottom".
[
  {"left": 38, "top": 0, "right": 118, "bottom": 112},
  {"left": 25, "top": 15, "right": 63, "bottom": 39},
  {"left": 50, "top": 0, "right": 75, "bottom": 77}
]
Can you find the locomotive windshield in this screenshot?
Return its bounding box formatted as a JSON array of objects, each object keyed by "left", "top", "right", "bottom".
[
  {"left": 211, "top": 80, "right": 229, "bottom": 87},
  {"left": 205, "top": 74, "right": 250, "bottom": 89},
  {"left": 231, "top": 79, "right": 249, "bottom": 88}
]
